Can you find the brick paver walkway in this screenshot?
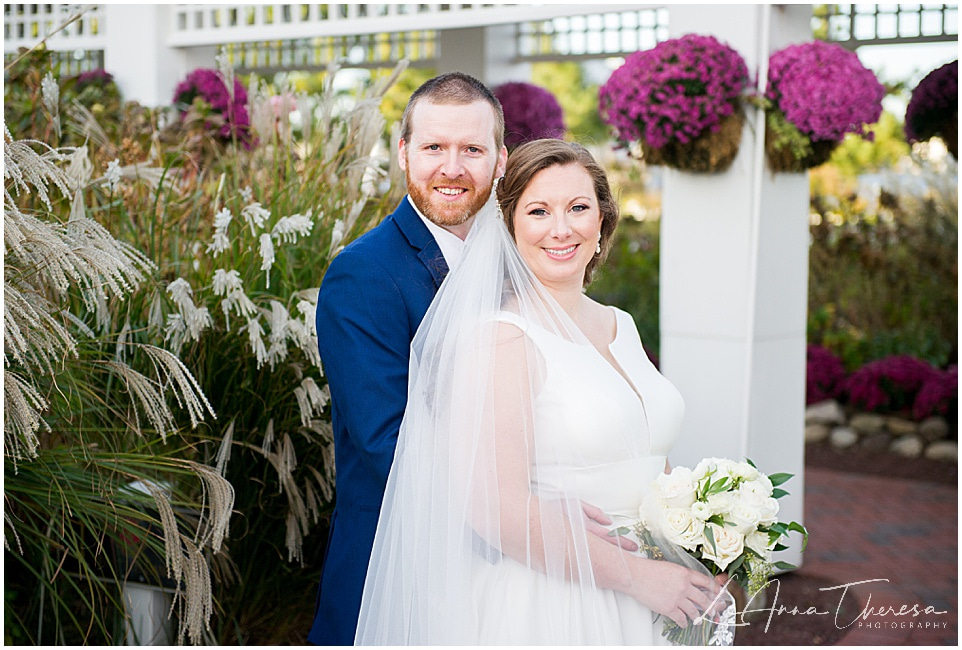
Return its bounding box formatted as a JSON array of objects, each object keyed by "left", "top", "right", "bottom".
[{"left": 797, "top": 467, "right": 957, "bottom": 646}]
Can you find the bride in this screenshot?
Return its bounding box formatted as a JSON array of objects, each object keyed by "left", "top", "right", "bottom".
[{"left": 356, "top": 139, "right": 734, "bottom": 645}]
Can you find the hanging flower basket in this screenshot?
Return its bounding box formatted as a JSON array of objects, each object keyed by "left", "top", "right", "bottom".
[
  {"left": 599, "top": 33, "right": 749, "bottom": 174},
  {"left": 494, "top": 81, "right": 566, "bottom": 150},
  {"left": 904, "top": 60, "right": 958, "bottom": 159},
  {"left": 762, "top": 41, "right": 885, "bottom": 173}
]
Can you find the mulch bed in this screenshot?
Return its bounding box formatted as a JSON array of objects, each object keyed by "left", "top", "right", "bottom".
[{"left": 804, "top": 440, "right": 957, "bottom": 486}]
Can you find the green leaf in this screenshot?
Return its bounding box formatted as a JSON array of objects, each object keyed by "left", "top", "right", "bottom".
[
  {"left": 706, "top": 514, "right": 726, "bottom": 527},
  {"left": 768, "top": 472, "right": 794, "bottom": 487},
  {"left": 787, "top": 521, "right": 810, "bottom": 550},
  {"left": 745, "top": 457, "right": 757, "bottom": 469},
  {"left": 773, "top": 542, "right": 789, "bottom": 552},
  {"left": 772, "top": 487, "right": 790, "bottom": 499},
  {"left": 704, "top": 524, "right": 718, "bottom": 555},
  {"left": 707, "top": 476, "right": 731, "bottom": 495},
  {"left": 725, "top": 553, "right": 746, "bottom": 576},
  {"left": 773, "top": 560, "right": 797, "bottom": 571}
]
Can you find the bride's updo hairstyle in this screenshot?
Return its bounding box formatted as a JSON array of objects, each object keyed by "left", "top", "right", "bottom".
[{"left": 496, "top": 139, "right": 619, "bottom": 286}]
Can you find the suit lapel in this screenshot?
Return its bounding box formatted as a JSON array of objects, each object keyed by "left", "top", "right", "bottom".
[{"left": 392, "top": 197, "right": 449, "bottom": 289}]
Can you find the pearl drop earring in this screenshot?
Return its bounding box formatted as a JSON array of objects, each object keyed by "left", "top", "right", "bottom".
[{"left": 596, "top": 238, "right": 602, "bottom": 255}]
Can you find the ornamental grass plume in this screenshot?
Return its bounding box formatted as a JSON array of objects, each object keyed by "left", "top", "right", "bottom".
[
  {"left": 494, "top": 82, "right": 566, "bottom": 149},
  {"left": 4, "top": 118, "right": 227, "bottom": 645},
  {"left": 599, "top": 34, "right": 749, "bottom": 150},
  {"left": 904, "top": 60, "right": 958, "bottom": 157}
]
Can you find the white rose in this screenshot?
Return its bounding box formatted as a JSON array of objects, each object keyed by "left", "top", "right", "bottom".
[
  {"left": 738, "top": 478, "right": 773, "bottom": 507},
  {"left": 728, "top": 501, "right": 762, "bottom": 536},
  {"left": 690, "top": 500, "right": 713, "bottom": 521},
  {"left": 654, "top": 466, "right": 697, "bottom": 508},
  {"left": 700, "top": 523, "right": 745, "bottom": 572},
  {"left": 692, "top": 458, "right": 717, "bottom": 481},
  {"left": 731, "top": 461, "right": 761, "bottom": 482},
  {"left": 662, "top": 507, "right": 702, "bottom": 551},
  {"left": 712, "top": 458, "right": 740, "bottom": 479},
  {"left": 706, "top": 491, "right": 735, "bottom": 517},
  {"left": 757, "top": 497, "right": 780, "bottom": 526},
  {"left": 746, "top": 529, "right": 773, "bottom": 558}
]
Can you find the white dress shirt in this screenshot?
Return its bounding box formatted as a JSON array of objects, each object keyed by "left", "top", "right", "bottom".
[{"left": 407, "top": 195, "right": 467, "bottom": 272}]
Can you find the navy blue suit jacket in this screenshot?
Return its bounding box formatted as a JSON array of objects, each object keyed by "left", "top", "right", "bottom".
[{"left": 308, "top": 197, "right": 448, "bottom": 645}]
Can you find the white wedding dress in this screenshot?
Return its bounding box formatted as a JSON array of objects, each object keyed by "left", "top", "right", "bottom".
[
  {"left": 465, "top": 307, "right": 685, "bottom": 645},
  {"left": 356, "top": 197, "right": 734, "bottom": 646}
]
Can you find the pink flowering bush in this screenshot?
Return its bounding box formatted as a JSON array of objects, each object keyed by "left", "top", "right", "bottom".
[
  {"left": 913, "top": 365, "right": 958, "bottom": 420},
  {"left": 173, "top": 68, "right": 251, "bottom": 145},
  {"left": 904, "top": 60, "right": 958, "bottom": 159},
  {"left": 599, "top": 33, "right": 749, "bottom": 172},
  {"left": 764, "top": 41, "right": 884, "bottom": 171},
  {"left": 494, "top": 82, "right": 565, "bottom": 149},
  {"left": 806, "top": 344, "right": 847, "bottom": 405},
  {"left": 842, "top": 355, "right": 939, "bottom": 415}
]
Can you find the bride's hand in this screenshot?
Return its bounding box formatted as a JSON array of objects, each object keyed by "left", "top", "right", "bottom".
[
  {"left": 580, "top": 501, "right": 639, "bottom": 552},
  {"left": 629, "top": 560, "right": 721, "bottom": 628}
]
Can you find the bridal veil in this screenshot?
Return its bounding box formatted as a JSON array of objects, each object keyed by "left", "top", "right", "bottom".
[{"left": 355, "top": 188, "right": 733, "bottom": 645}]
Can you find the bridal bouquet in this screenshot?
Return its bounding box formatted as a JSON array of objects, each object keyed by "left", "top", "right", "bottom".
[{"left": 637, "top": 458, "right": 807, "bottom": 596}]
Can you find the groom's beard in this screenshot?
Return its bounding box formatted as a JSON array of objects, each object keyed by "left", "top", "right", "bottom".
[{"left": 406, "top": 170, "right": 494, "bottom": 229}]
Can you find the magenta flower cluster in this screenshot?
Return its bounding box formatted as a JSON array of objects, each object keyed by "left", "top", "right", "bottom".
[
  {"left": 805, "top": 344, "right": 847, "bottom": 406},
  {"left": 842, "top": 355, "right": 939, "bottom": 414},
  {"left": 913, "top": 365, "right": 958, "bottom": 420},
  {"left": 173, "top": 68, "right": 251, "bottom": 143},
  {"left": 599, "top": 34, "right": 749, "bottom": 149},
  {"left": 904, "top": 60, "right": 958, "bottom": 143},
  {"left": 766, "top": 41, "right": 885, "bottom": 143},
  {"left": 74, "top": 68, "right": 115, "bottom": 91},
  {"left": 494, "top": 82, "right": 565, "bottom": 149}
]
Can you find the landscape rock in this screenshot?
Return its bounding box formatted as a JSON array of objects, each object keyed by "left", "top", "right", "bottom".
[
  {"left": 919, "top": 416, "right": 950, "bottom": 442},
  {"left": 805, "top": 400, "right": 846, "bottom": 426},
  {"left": 850, "top": 413, "right": 886, "bottom": 435},
  {"left": 805, "top": 424, "right": 830, "bottom": 444},
  {"left": 829, "top": 427, "right": 859, "bottom": 449},
  {"left": 885, "top": 416, "right": 918, "bottom": 437},
  {"left": 924, "top": 440, "right": 958, "bottom": 463},
  {"left": 890, "top": 435, "right": 924, "bottom": 458}
]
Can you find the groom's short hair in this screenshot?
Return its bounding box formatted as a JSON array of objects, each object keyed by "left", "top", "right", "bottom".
[{"left": 399, "top": 72, "right": 505, "bottom": 151}]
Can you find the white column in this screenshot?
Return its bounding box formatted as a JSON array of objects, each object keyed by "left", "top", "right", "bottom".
[
  {"left": 438, "top": 25, "right": 531, "bottom": 88},
  {"left": 660, "top": 4, "right": 812, "bottom": 569},
  {"left": 103, "top": 5, "right": 215, "bottom": 108}
]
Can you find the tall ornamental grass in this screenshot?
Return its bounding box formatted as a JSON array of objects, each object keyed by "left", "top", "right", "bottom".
[{"left": 5, "top": 47, "right": 407, "bottom": 644}]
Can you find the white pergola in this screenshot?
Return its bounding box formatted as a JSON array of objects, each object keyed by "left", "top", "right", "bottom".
[{"left": 11, "top": 2, "right": 920, "bottom": 570}]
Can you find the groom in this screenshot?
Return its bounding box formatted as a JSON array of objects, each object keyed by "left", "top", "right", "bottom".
[{"left": 307, "top": 72, "right": 508, "bottom": 646}]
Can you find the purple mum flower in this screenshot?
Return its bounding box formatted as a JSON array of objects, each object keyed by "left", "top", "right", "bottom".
[
  {"left": 74, "top": 68, "right": 115, "bottom": 92},
  {"left": 767, "top": 41, "right": 885, "bottom": 143},
  {"left": 494, "top": 82, "right": 566, "bottom": 149},
  {"left": 843, "top": 355, "right": 939, "bottom": 415},
  {"left": 904, "top": 60, "right": 958, "bottom": 144},
  {"left": 599, "top": 33, "right": 749, "bottom": 149},
  {"left": 173, "top": 68, "right": 251, "bottom": 145},
  {"left": 806, "top": 344, "right": 847, "bottom": 405},
  {"left": 913, "top": 365, "right": 958, "bottom": 420}
]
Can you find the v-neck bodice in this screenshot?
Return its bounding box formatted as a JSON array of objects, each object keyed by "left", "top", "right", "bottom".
[{"left": 495, "top": 307, "right": 685, "bottom": 519}]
